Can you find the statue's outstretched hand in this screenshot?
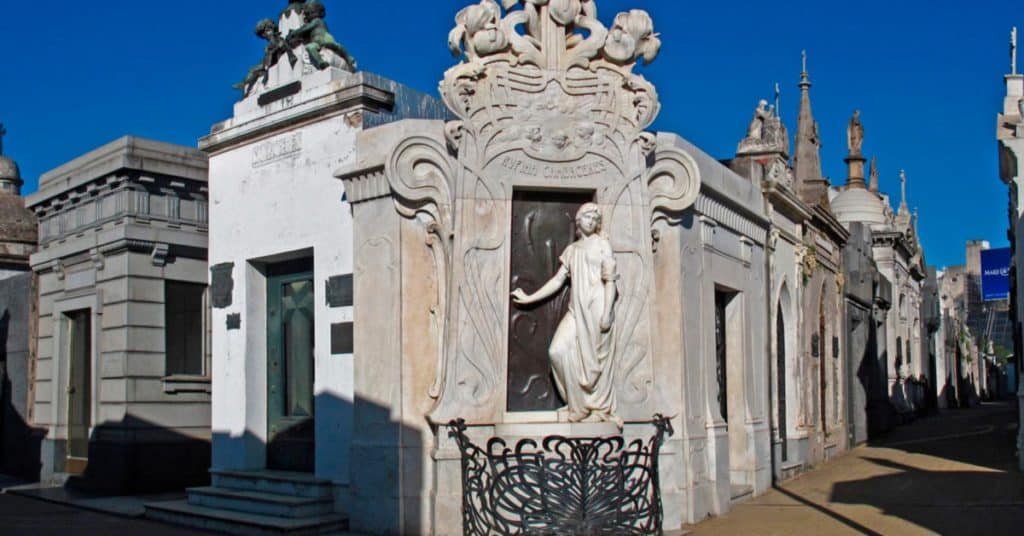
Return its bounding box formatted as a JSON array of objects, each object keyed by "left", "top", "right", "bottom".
[{"left": 511, "top": 288, "right": 530, "bottom": 305}]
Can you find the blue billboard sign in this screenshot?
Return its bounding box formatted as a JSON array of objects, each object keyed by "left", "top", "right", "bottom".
[{"left": 981, "top": 247, "right": 1012, "bottom": 301}]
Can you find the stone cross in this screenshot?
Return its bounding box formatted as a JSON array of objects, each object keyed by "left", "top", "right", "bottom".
[{"left": 0, "top": 123, "right": 5, "bottom": 155}]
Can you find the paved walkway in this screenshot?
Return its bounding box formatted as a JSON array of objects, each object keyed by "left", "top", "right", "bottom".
[
  {"left": 0, "top": 492, "right": 203, "bottom": 535},
  {"left": 690, "top": 401, "right": 1024, "bottom": 535}
]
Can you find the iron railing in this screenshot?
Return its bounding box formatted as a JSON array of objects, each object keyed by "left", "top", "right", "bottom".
[{"left": 447, "top": 415, "right": 673, "bottom": 535}]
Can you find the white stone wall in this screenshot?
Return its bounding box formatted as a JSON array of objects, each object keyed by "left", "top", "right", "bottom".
[{"left": 208, "top": 118, "right": 356, "bottom": 485}]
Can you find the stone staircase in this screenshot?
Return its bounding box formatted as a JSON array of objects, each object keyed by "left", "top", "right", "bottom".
[{"left": 145, "top": 469, "right": 347, "bottom": 535}]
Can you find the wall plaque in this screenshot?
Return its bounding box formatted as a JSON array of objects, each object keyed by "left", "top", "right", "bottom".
[
  {"left": 210, "top": 263, "right": 234, "bottom": 309},
  {"left": 325, "top": 274, "right": 353, "bottom": 308},
  {"left": 331, "top": 322, "right": 354, "bottom": 355},
  {"left": 226, "top": 313, "right": 241, "bottom": 330}
]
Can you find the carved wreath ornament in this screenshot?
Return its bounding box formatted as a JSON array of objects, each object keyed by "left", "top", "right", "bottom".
[{"left": 443, "top": 0, "right": 663, "bottom": 160}]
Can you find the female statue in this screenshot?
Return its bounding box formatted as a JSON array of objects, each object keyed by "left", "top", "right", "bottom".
[{"left": 511, "top": 203, "right": 621, "bottom": 427}]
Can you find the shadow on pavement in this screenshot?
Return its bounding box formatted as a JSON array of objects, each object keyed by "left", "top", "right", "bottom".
[{"left": 829, "top": 401, "right": 1024, "bottom": 534}]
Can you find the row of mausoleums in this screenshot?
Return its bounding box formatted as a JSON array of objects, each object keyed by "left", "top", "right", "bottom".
[{"left": 0, "top": 0, "right": 965, "bottom": 533}]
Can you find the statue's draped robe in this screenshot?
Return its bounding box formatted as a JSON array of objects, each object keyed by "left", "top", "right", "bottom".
[{"left": 549, "top": 234, "right": 618, "bottom": 417}]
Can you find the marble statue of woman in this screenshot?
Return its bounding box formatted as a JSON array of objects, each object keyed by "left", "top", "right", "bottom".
[{"left": 511, "top": 203, "right": 621, "bottom": 427}]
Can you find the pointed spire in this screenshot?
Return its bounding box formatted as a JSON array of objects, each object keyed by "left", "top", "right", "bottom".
[
  {"left": 869, "top": 156, "right": 879, "bottom": 192},
  {"left": 795, "top": 50, "right": 825, "bottom": 203},
  {"left": 913, "top": 207, "right": 920, "bottom": 236}
]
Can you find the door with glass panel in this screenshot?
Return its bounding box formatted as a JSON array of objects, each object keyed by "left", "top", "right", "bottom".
[{"left": 266, "top": 259, "right": 315, "bottom": 472}]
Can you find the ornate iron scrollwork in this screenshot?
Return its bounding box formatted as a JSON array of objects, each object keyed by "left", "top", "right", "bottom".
[{"left": 448, "top": 415, "right": 673, "bottom": 535}]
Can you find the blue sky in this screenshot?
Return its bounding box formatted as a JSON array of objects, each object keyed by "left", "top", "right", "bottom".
[{"left": 0, "top": 0, "right": 1017, "bottom": 268}]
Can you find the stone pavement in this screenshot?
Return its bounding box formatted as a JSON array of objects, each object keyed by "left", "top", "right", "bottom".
[
  {"left": 0, "top": 492, "right": 206, "bottom": 535},
  {"left": 689, "top": 401, "right": 1024, "bottom": 535}
]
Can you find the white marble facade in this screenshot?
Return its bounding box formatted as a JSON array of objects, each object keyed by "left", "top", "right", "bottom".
[
  {"left": 336, "top": 2, "right": 776, "bottom": 532},
  {"left": 200, "top": 2, "right": 450, "bottom": 515}
]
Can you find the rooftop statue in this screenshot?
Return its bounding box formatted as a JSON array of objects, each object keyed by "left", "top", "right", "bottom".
[
  {"left": 286, "top": 1, "right": 357, "bottom": 71},
  {"left": 848, "top": 110, "right": 864, "bottom": 156},
  {"left": 0, "top": 123, "right": 5, "bottom": 155},
  {"left": 738, "top": 98, "right": 787, "bottom": 155},
  {"left": 745, "top": 100, "right": 770, "bottom": 140},
  {"left": 233, "top": 19, "right": 296, "bottom": 94}
]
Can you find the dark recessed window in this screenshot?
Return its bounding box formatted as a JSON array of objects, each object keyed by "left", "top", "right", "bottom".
[{"left": 166, "top": 281, "right": 206, "bottom": 376}]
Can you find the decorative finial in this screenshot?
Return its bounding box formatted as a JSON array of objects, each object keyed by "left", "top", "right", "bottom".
[
  {"left": 1013, "top": 27, "right": 1019, "bottom": 75},
  {"left": 800, "top": 50, "right": 810, "bottom": 87},
  {"left": 0, "top": 123, "right": 5, "bottom": 156}
]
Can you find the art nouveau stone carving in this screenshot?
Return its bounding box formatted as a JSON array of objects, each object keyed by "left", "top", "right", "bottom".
[
  {"left": 511, "top": 203, "right": 621, "bottom": 426},
  {"left": 362, "top": 0, "right": 700, "bottom": 425}
]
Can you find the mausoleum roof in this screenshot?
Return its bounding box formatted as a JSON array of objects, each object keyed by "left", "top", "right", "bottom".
[
  {"left": 0, "top": 155, "right": 19, "bottom": 183},
  {"left": 831, "top": 186, "right": 890, "bottom": 232},
  {"left": 0, "top": 192, "right": 37, "bottom": 245}
]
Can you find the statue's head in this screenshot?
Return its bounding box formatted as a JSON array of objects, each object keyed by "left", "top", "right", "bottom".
[
  {"left": 302, "top": 0, "right": 326, "bottom": 20},
  {"left": 255, "top": 19, "right": 277, "bottom": 39},
  {"left": 575, "top": 203, "right": 603, "bottom": 236}
]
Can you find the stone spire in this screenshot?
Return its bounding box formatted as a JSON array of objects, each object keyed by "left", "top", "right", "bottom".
[{"left": 794, "top": 51, "right": 826, "bottom": 204}]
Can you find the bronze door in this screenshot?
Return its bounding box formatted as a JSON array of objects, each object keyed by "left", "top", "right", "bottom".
[
  {"left": 507, "top": 190, "right": 591, "bottom": 412},
  {"left": 267, "top": 259, "right": 315, "bottom": 472}
]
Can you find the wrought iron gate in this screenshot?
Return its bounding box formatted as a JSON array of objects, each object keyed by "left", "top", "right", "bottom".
[{"left": 448, "top": 415, "right": 673, "bottom": 535}]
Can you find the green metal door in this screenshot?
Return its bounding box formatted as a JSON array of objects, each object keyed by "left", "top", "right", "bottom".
[{"left": 267, "top": 260, "right": 315, "bottom": 472}]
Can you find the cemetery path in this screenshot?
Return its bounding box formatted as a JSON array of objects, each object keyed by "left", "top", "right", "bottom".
[
  {"left": 0, "top": 492, "right": 206, "bottom": 535},
  {"left": 688, "top": 400, "right": 1024, "bottom": 535}
]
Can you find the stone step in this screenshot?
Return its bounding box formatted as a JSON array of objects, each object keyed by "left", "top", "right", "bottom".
[
  {"left": 188, "top": 486, "right": 334, "bottom": 519},
  {"left": 211, "top": 469, "right": 334, "bottom": 499},
  {"left": 146, "top": 499, "right": 347, "bottom": 535}
]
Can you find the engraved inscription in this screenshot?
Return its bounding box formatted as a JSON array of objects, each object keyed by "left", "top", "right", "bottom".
[
  {"left": 499, "top": 156, "right": 609, "bottom": 180},
  {"left": 253, "top": 133, "right": 302, "bottom": 168}
]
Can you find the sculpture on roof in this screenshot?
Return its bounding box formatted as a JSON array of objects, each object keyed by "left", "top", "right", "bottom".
[
  {"left": 0, "top": 123, "right": 5, "bottom": 155},
  {"left": 235, "top": 1, "right": 357, "bottom": 95},
  {"left": 233, "top": 19, "right": 296, "bottom": 94},
  {"left": 738, "top": 98, "right": 788, "bottom": 155},
  {"left": 286, "top": 1, "right": 357, "bottom": 71},
  {"left": 847, "top": 110, "right": 864, "bottom": 156}
]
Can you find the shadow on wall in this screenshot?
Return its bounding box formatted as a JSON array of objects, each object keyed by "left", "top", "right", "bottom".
[
  {"left": 67, "top": 414, "right": 211, "bottom": 494},
  {"left": 1, "top": 307, "right": 45, "bottom": 482}
]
